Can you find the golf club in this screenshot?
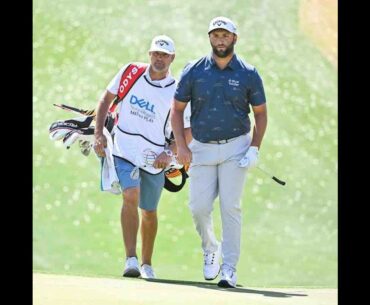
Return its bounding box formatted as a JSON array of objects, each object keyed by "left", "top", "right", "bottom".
[
  {"left": 53, "top": 96, "right": 120, "bottom": 118},
  {"left": 53, "top": 103, "right": 96, "bottom": 116},
  {"left": 257, "top": 166, "right": 286, "bottom": 186}
]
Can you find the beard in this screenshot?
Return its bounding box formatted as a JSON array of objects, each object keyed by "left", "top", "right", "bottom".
[
  {"left": 212, "top": 42, "right": 235, "bottom": 58},
  {"left": 152, "top": 61, "right": 166, "bottom": 72}
]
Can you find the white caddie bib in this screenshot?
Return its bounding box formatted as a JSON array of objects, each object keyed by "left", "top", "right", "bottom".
[{"left": 109, "top": 64, "right": 177, "bottom": 174}]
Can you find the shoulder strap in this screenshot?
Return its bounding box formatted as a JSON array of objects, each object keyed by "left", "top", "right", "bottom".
[{"left": 108, "top": 63, "right": 148, "bottom": 113}]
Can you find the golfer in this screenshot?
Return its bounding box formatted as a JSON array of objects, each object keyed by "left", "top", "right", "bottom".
[{"left": 171, "top": 17, "right": 268, "bottom": 288}]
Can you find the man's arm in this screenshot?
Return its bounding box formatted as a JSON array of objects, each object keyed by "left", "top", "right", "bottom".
[
  {"left": 166, "top": 127, "right": 192, "bottom": 157},
  {"left": 170, "top": 99, "right": 192, "bottom": 165},
  {"left": 184, "top": 127, "right": 193, "bottom": 144},
  {"left": 171, "top": 99, "right": 187, "bottom": 146},
  {"left": 250, "top": 103, "right": 268, "bottom": 149},
  {"left": 93, "top": 90, "right": 117, "bottom": 157}
]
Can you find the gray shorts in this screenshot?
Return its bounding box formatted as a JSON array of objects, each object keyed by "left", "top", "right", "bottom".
[{"left": 113, "top": 156, "right": 165, "bottom": 211}]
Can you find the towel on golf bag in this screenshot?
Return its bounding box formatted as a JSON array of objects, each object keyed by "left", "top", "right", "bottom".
[{"left": 100, "top": 128, "right": 121, "bottom": 195}]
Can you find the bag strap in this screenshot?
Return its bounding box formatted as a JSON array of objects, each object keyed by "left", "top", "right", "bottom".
[
  {"left": 108, "top": 63, "right": 148, "bottom": 114},
  {"left": 164, "top": 167, "right": 189, "bottom": 192}
]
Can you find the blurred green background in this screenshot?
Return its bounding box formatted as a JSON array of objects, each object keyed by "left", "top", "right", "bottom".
[{"left": 33, "top": 0, "right": 337, "bottom": 287}]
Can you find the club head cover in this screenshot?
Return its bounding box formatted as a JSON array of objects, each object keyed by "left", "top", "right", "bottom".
[
  {"left": 49, "top": 128, "right": 71, "bottom": 141},
  {"left": 49, "top": 116, "right": 95, "bottom": 136}
]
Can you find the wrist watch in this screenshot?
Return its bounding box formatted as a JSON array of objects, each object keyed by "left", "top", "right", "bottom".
[{"left": 164, "top": 149, "right": 173, "bottom": 157}]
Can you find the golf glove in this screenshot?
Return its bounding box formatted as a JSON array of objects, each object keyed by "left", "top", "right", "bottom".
[{"left": 238, "top": 146, "right": 259, "bottom": 169}]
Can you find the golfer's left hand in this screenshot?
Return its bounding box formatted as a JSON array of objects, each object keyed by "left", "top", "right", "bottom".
[
  {"left": 238, "top": 146, "right": 259, "bottom": 169},
  {"left": 153, "top": 152, "right": 172, "bottom": 169}
]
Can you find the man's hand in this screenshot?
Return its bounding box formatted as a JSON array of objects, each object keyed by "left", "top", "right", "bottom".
[
  {"left": 176, "top": 145, "right": 192, "bottom": 166},
  {"left": 153, "top": 151, "right": 172, "bottom": 169},
  {"left": 94, "top": 133, "right": 107, "bottom": 157},
  {"left": 238, "top": 146, "right": 259, "bottom": 169}
]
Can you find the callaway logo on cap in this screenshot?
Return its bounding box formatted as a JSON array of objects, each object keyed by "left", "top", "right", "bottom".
[
  {"left": 149, "top": 35, "right": 175, "bottom": 54},
  {"left": 208, "top": 16, "right": 237, "bottom": 34}
]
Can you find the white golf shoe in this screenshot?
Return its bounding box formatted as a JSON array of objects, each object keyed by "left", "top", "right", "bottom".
[
  {"left": 140, "top": 264, "right": 156, "bottom": 279},
  {"left": 203, "top": 244, "right": 221, "bottom": 280},
  {"left": 217, "top": 265, "right": 237, "bottom": 288},
  {"left": 123, "top": 257, "right": 141, "bottom": 278}
]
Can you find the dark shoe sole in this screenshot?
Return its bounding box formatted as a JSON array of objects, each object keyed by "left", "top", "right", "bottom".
[
  {"left": 123, "top": 269, "right": 141, "bottom": 278},
  {"left": 217, "top": 280, "right": 236, "bottom": 288}
]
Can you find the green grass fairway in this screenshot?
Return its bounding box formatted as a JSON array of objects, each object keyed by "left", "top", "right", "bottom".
[
  {"left": 33, "top": 273, "right": 337, "bottom": 305},
  {"left": 33, "top": 0, "right": 337, "bottom": 288}
]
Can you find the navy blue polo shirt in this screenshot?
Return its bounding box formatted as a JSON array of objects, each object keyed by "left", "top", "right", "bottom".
[{"left": 174, "top": 53, "right": 266, "bottom": 142}]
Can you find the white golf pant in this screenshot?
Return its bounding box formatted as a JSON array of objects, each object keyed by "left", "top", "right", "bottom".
[{"left": 188, "top": 134, "right": 251, "bottom": 269}]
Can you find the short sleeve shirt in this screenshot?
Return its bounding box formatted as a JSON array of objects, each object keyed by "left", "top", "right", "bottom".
[{"left": 174, "top": 53, "right": 266, "bottom": 142}]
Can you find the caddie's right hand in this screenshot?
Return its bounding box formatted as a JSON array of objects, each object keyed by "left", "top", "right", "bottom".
[
  {"left": 176, "top": 145, "right": 192, "bottom": 166},
  {"left": 153, "top": 151, "right": 172, "bottom": 169},
  {"left": 93, "top": 133, "right": 107, "bottom": 157}
]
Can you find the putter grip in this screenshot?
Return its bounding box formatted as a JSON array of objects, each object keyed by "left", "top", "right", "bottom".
[{"left": 272, "top": 176, "right": 286, "bottom": 186}]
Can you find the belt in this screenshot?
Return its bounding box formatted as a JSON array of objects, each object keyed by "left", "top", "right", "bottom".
[{"left": 206, "top": 136, "right": 239, "bottom": 144}]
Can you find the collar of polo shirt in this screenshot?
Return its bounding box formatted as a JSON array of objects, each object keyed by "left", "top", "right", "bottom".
[{"left": 205, "top": 53, "right": 239, "bottom": 70}]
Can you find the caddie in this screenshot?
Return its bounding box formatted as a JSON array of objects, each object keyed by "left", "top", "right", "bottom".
[{"left": 93, "top": 35, "right": 191, "bottom": 279}]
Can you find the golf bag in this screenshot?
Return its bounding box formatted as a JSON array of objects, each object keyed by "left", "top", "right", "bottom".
[{"left": 49, "top": 63, "right": 188, "bottom": 192}]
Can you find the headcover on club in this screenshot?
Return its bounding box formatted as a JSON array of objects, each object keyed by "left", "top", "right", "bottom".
[
  {"left": 49, "top": 113, "right": 115, "bottom": 137},
  {"left": 49, "top": 113, "right": 116, "bottom": 151},
  {"left": 49, "top": 116, "right": 94, "bottom": 140}
]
